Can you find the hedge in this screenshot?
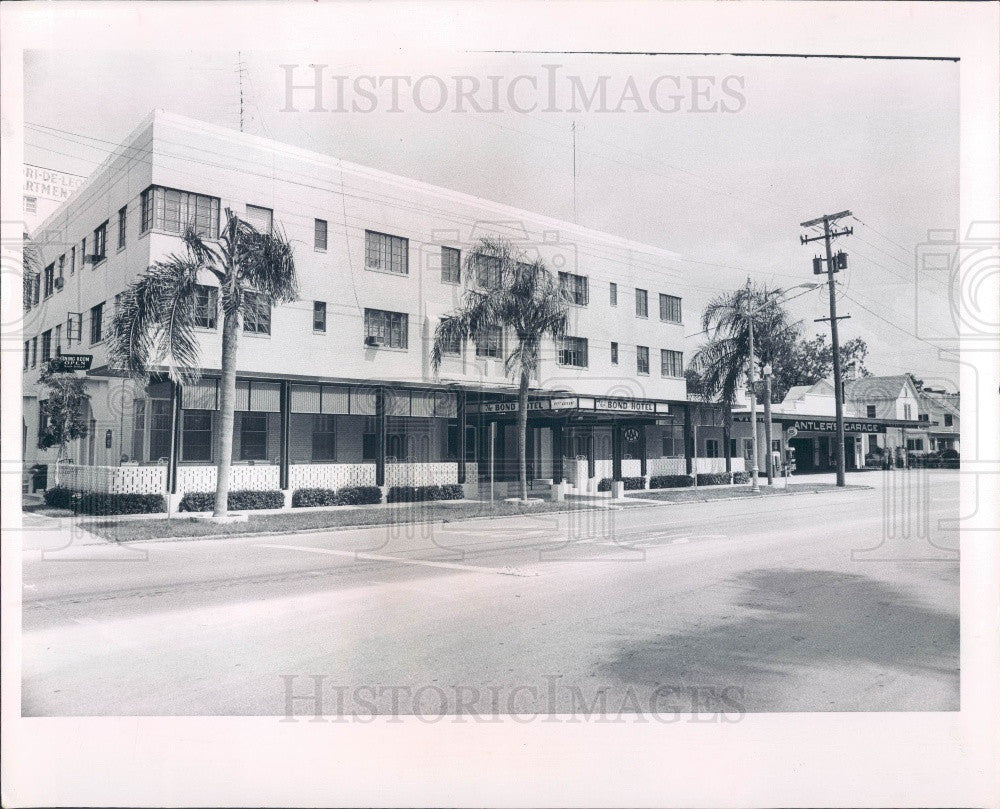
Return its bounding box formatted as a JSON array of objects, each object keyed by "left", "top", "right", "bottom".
[
  {"left": 648, "top": 474, "right": 694, "bottom": 489},
  {"left": 732, "top": 471, "right": 751, "bottom": 484},
  {"left": 696, "top": 472, "right": 731, "bottom": 486},
  {"left": 179, "top": 489, "right": 285, "bottom": 512},
  {"left": 596, "top": 477, "right": 646, "bottom": 492},
  {"left": 77, "top": 492, "right": 166, "bottom": 515},
  {"left": 43, "top": 485, "right": 75, "bottom": 509},
  {"left": 387, "top": 484, "right": 464, "bottom": 503},
  {"left": 290, "top": 485, "right": 383, "bottom": 507}
]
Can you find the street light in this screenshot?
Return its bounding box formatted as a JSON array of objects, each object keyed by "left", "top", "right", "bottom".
[{"left": 745, "top": 282, "right": 820, "bottom": 493}]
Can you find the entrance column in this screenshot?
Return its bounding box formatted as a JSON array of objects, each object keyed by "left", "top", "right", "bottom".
[
  {"left": 167, "top": 379, "right": 182, "bottom": 495},
  {"left": 375, "top": 387, "right": 386, "bottom": 487},
  {"left": 279, "top": 380, "right": 290, "bottom": 490},
  {"left": 639, "top": 424, "right": 648, "bottom": 477},
  {"left": 586, "top": 429, "right": 595, "bottom": 480},
  {"left": 552, "top": 421, "right": 564, "bottom": 484},
  {"left": 611, "top": 422, "right": 622, "bottom": 481},
  {"left": 683, "top": 403, "right": 694, "bottom": 476},
  {"left": 456, "top": 391, "right": 467, "bottom": 484}
]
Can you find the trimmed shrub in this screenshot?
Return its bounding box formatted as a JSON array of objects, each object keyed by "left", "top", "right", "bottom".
[
  {"left": 732, "top": 471, "right": 751, "bottom": 484},
  {"left": 387, "top": 484, "right": 464, "bottom": 503},
  {"left": 292, "top": 488, "right": 340, "bottom": 508},
  {"left": 336, "top": 485, "right": 382, "bottom": 506},
  {"left": 696, "top": 472, "right": 731, "bottom": 486},
  {"left": 648, "top": 474, "right": 694, "bottom": 489},
  {"left": 76, "top": 492, "right": 166, "bottom": 515},
  {"left": 43, "top": 485, "right": 75, "bottom": 509},
  {"left": 179, "top": 489, "right": 285, "bottom": 512},
  {"left": 596, "top": 477, "right": 646, "bottom": 492}
]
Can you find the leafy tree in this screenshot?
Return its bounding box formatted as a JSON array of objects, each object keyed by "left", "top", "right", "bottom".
[
  {"left": 690, "top": 282, "right": 797, "bottom": 470},
  {"left": 770, "top": 332, "right": 871, "bottom": 402},
  {"left": 110, "top": 211, "right": 297, "bottom": 519},
  {"left": 431, "top": 237, "right": 568, "bottom": 501},
  {"left": 37, "top": 363, "right": 91, "bottom": 487}
]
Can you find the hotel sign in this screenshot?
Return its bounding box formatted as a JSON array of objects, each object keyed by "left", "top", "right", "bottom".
[
  {"left": 472, "top": 395, "right": 670, "bottom": 416},
  {"left": 48, "top": 354, "right": 93, "bottom": 372},
  {"left": 594, "top": 397, "right": 656, "bottom": 413}
]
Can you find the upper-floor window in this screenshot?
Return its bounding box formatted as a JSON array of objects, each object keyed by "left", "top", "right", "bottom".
[
  {"left": 610, "top": 282, "right": 618, "bottom": 307},
  {"left": 54, "top": 324, "right": 62, "bottom": 356},
  {"left": 659, "top": 294, "right": 682, "bottom": 323},
  {"left": 636, "top": 345, "right": 650, "bottom": 375},
  {"left": 866, "top": 405, "right": 877, "bottom": 418},
  {"left": 903, "top": 403, "right": 912, "bottom": 420},
  {"left": 67, "top": 312, "right": 83, "bottom": 344},
  {"left": 558, "top": 336, "right": 588, "bottom": 368},
  {"left": 473, "top": 253, "right": 502, "bottom": 287},
  {"left": 611, "top": 341, "right": 619, "bottom": 365},
  {"left": 70, "top": 246, "right": 76, "bottom": 275},
  {"left": 313, "top": 301, "right": 327, "bottom": 333},
  {"left": 23, "top": 341, "right": 30, "bottom": 370},
  {"left": 90, "top": 302, "right": 104, "bottom": 344},
  {"left": 635, "top": 288, "right": 649, "bottom": 318},
  {"left": 660, "top": 349, "right": 683, "bottom": 378},
  {"left": 439, "top": 319, "right": 462, "bottom": 355},
  {"left": 364, "top": 308, "right": 408, "bottom": 349},
  {"left": 81, "top": 237, "right": 87, "bottom": 269},
  {"left": 314, "top": 219, "right": 328, "bottom": 251},
  {"left": 365, "top": 230, "right": 408, "bottom": 275},
  {"left": 475, "top": 325, "right": 503, "bottom": 359},
  {"left": 559, "top": 272, "right": 589, "bottom": 306},
  {"left": 32, "top": 275, "right": 40, "bottom": 306},
  {"left": 118, "top": 206, "right": 127, "bottom": 249},
  {"left": 140, "top": 186, "right": 221, "bottom": 239},
  {"left": 194, "top": 285, "right": 218, "bottom": 329},
  {"left": 243, "top": 292, "right": 271, "bottom": 335},
  {"left": 441, "top": 246, "right": 461, "bottom": 284},
  {"left": 57, "top": 255, "right": 65, "bottom": 285},
  {"left": 93, "top": 221, "right": 108, "bottom": 262},
  {"left": 41, "top": 330, "right": 52, "bottom": 362},
  {"left": 245, "top": 204, "right": 273, "bottom": 234},
  {"left": 31, "top": 336, "right": 37, "bottom": 367},
  {"left": 944, "top": 414, "right": 954, "bottom": 427},
  {"left": 43, "top": 263, "right": 54, "bottom": 298}
]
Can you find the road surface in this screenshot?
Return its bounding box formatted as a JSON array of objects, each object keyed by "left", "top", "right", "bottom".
[{"left": 20, "top": 470, "right": 959, "bottom": 716}]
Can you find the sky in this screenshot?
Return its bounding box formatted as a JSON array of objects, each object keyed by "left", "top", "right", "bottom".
[{"left": 24, "top": 49, "right": 961, "bottom": 388}]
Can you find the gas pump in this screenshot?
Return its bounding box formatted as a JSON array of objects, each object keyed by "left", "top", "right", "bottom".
[{"left": 783, "top": 446, "right": 796, "bottom": 478}]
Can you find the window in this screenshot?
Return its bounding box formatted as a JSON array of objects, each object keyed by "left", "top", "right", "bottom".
[
  {"left": 314, "top": 218, "right": 328, "bottom": 251},
  {"left": 706, "top": 439, "right": 720, "bottom": 458},
  {"left": 194, "top": 285, "right": 218, "bottom": 329},
  {"left": 365, "top": 230, "right": 408, "bottom": 274},
  {"left": 611, "top": 341, "right": 619, "bottom": 365},
  {"left": 636, "top": 345, "right": 650, "bottom": 374},
  {"left": 31, "top": 337, "right": 37, "bottom": 367},
  {"left": 730, "top": 439, "right": 738, "bottom": 458},
  {"left": 182, "top": 410, "right": 213, "bottom": 462},
  {"left": 311, "top": 414, "right": 337, "bottom": 461},
  {"left": 610, "top": 282, "right": 618, "bottom": 306},
  {"left": 635, "top": 289, "right": 648, "bottom": 318},
  {"left": 364, "top": 308, "right": 408, "bottom": 349},
  {"left": 57, "top": 255, "right": 65, "bottom": 286},
  {"left": 149, "top": 399, "right": 173, "bottom": 461},
  {"left": 475, "top": 325, "right": 503, "bottom": 359},
  {"left": 866, "top": 405, "right": 877, "bottom": 418},
  {"left": 90, "top": 302, "right": 104, "bottom": 344},
  {"left": 439, "top": 319, "right": 462, "bottom": 355},
  {"left": 54, "top": 324, "right": 61, "bottom": 356},
  {"left": 240, "top": 412, "right": 269, "bottom": 461},
  {"left": 23, "top": 341, "right": 29, "bottom": 370},
  {"left": 313, "top": 301, "right": 327, "bottom": 332},
  {"left": 660, "top": 349, "right": 683, "bottom": 378},
  {"left": 67, "top": 313, "right": 83, "bottom": 344},
  {"left": 24, "top": 196, "right": 37, "bottom": 214},
  {"left": 944, "top": 414, "right": 954, "bottom": 427},
  {"left": 118, "top": 206, "right": 127, "bottom": 249},
  {"left": 81, "top": 237, "right": 87, "bottom": 269},
  {"left": 441, "top": 246, "right": 461, "bottom": 283},
  {"left": 93, "top": 221, "right": 108, "bottom": 262},
  {"left": 662, "top": 435, "right": 675, "bottom": 457},
  {"left": 558, "top": 336, "right": 588, "bottom": 367},
  {"left": 918, "top": 413, "right": 929, "bottom": 423},
  {"left": 43, "top": 263, "right": 54, "bottom": 298},
  {"left": 243, "top": 292, "right": 271, "bottom": 335},
  {"left": 473, "top": 253, "right": 502, "bottom": 287},
  {"left": 70, "top": 246, "right": 76, "bottom": 275},
  {"left": 559, "top": 272, "right": 589, "bottom": 306},
  {"left": 245, "top": 204, "right": 273, "bottom": 234},
  {"left": 362, "top": 432, "right": 377, "bottom": 460},
  {"left": 132, "top": 399, "right": 146, "bottom": 462},
  {"left": 906, "top": 438, "right": 924, "bottom": 452},
  {"left": 32, "top": 274, "right": 40, "bottom": 306},
  {"left": 140, "top": 186, "right": 221, "bottom": 238},
  {"left": 903, "top": 404, "right": 912, "bottom": 420},
  {"left": 659, "top": 294, "right": 682, "bottom": 323}
]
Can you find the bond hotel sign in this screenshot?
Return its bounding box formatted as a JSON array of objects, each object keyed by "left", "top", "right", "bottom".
[{"left": 474, "top": 396, "right": 669, "bottom": 415}]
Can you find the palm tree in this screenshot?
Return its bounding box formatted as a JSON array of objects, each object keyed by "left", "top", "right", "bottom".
[
  {"left": 690, "top": 281, "right": 797, "bottom": 472},
  {"left": 23, "top": 234, "right": 42, "bottom": 311},
  {"left": 109, "top": 210, "right": 297, "bottom": 519},
  {"left": 431, "top": 237, "right": 568, "bottom": 501}
]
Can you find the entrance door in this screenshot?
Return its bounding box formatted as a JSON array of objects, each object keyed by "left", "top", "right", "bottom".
[{"left": 788, "top": 437, "right": 814, "bottom": 472}]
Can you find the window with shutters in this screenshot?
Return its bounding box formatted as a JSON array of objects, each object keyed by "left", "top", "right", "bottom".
[{"left": 365, "top": 230, "right": 408, "bottom": 274}]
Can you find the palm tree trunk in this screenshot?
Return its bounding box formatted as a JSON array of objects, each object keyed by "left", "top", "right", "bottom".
[
  {"left": 214, "top": 309, "right": 239, "bottom": 517},
  {"left": 723, "top": 401, "right": 732, "bottom": 474},
  {"left": 517, "top": 369, "right": 529, "bottom": 501}
]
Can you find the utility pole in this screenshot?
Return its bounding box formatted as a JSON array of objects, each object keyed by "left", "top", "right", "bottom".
[
  {"left": 745, "top": 279, "right": 760, "bottom": 493},
  {"left": 763, "top": 363, "right": 774, "bottom": 485},
  {"left": 800, "top": 209, "right": 853, "bottom": 487}
]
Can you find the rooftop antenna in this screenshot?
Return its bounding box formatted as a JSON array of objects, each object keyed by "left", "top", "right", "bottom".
[{"left": 238, "top": 51, "right": 245, "bottom": 132}]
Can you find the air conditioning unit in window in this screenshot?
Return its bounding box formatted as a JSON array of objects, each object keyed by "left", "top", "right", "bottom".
[
  {"left": 364, "top": 335, "right": 383, "bottom": 347},
  {"left": 365, "top": 261, "right": 382, "bottom": 271},
  {"left": 54, "top": 278, "right": 64, "bottom": 290}
]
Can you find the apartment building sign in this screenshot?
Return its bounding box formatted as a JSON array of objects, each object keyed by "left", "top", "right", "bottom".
[{"left": 24, "top": 165, "right": 86, "bottom": 201}]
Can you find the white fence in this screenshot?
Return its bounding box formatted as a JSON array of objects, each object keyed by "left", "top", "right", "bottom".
[{"left": 58, "top": 464, "right": 167, "bottom": 494}]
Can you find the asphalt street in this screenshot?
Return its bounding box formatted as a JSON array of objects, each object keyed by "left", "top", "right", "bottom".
[{"left": 20, "top": 471, "right": 960, "bottom": 716}]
